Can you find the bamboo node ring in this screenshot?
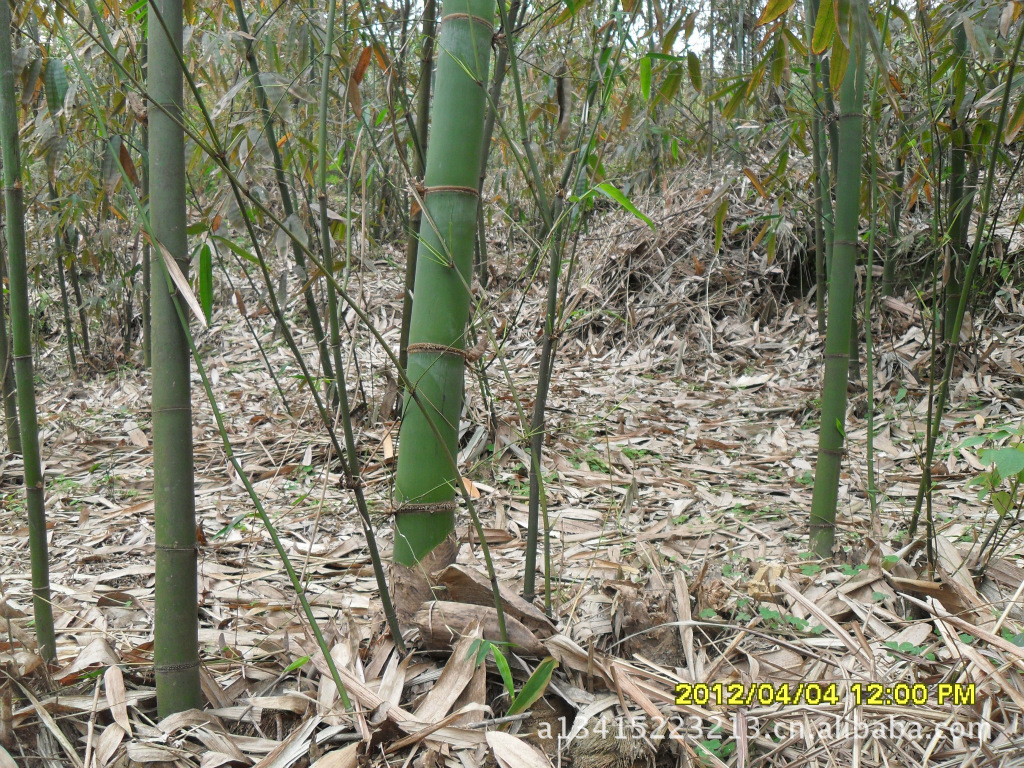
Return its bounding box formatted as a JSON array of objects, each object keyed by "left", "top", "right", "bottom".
[
  {"left": 424, "top": 184, "right": 480, "bottom": 198},
  {"left": 392, "top": 500, "right": 458, "bottom": 516},
  {"left": 407, "top": 342, "right": 471, "bottom": 361},
  {"left": 441, "top": 12, "right": 495, "bottom": 31}
]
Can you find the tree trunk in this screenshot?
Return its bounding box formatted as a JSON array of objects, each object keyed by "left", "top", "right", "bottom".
[{"left": 150, "top": 0, "right": 201, "bottom": 715}]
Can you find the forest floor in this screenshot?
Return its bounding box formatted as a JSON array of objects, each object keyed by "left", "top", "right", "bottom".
[{"left": 4, "top": 173, "right": 1024, "bottom": 766}]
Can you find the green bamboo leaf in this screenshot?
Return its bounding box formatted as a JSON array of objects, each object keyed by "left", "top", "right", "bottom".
[
  {"left": 756, "top": 0, "right": 795, "bottom": 27},
  {"left": 283, "top": 655, "right": 310, "bottom": 673},
  {"left": 550, "top": 0, "right": 592, "bottom": 26},
  {"left": 640, "top": 55, "right": 651, "bottom": 101},
  {"left": 654, "top": 62, "right": 682, "bottom": 106},
  {"left": 490, "top": 644, "right": 515, "bottom": 698},
  {"left": 212, "top": 235, "right": 260, "bottom": 265},
  {"left": 721, "top": 81, "right": 747, "bottom": 119},
  {"left": 710, "top": 79, "right": 743, "bottom": 101},
  {"left": 963, "top": 17, "right": 992, "bottom": 61},
  {"left": 771, "top": 39, "right": 786, "bottom": 86},
  {"left": 198, "top": 241, "right": 213, "bottom": 324},
  {"left": 661, "top": 16, "right": 683, "bottom": 53},
  {"left": 713, "top": 198, "right": 728, "bottom": 252},
  {"left": 952, "top": 56, "right": 966, "bottom": 116},
  {"left": 830, "top": 38, "right": 849, "bottom": 92},
  {"left": 747, "top": 59, "right": 767, "bottom": 96},
  {"left": 593, "top": 182, "right": 655, "bottom": 229},
  {"left": 1005, "top": 95, "right": 1024, "bottom": 143},
  {"left": 811, "top": 0, "right": 836, "bottom": 54},
  {"left": 686, "top": 51, "right": 702, "bottom": 92},
  {"left": 889, "top": 5, "right": 912, "bottom": 28},
  {"left": 506, "top": 658, "right": 557, "bottom": 716},
  {"left": 684, "top": 9, "right": 700, "bottom": 40},
  {"left": 783, "top": 28, "right": 807, "bottom": 57},
  {"left": 43, "top": 58, "right": 67, "bottom": 117},
  {"left": 21, "top": 55, "right": 41, "bottom": 111},
  {"left": 682, "top": 9, "right": 698, "bottom": 40}
]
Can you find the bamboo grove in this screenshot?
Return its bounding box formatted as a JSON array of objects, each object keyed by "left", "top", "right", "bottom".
[{"left": 0, "top": 0, "right": 1021, "bottom": 717}]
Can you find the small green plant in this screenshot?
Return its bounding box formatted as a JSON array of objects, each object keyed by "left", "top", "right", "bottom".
[
  {"left": 621, "top": 446, "right": 656, "bottom": 461},
  {"left": 961, "top": 429, "right": 1024, "bottom": 574},
  {"left": 1000, "top": 629, "right": 1024, "bottom": 646},
  {"left": 468, "top": 639, "right": 557, "bottom": 717},
  {"left": 698, "top": 725, "right": 736, "bottom": 765},
  {"left": 757, "top": 606, "right": 824, "bottom": 635},
  {"left": 883, "top": 641, "right": 936, "bottom": 661}
]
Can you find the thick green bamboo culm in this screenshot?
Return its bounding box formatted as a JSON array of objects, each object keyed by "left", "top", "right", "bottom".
[
  {"left": 809, "top": 8, "right": 866, "bottom": 559},
  {"left": 149, "top": 0, "right": 201, "bottom": 715},
  {"left": 0, "top": 0, "right": 55, "bottom": 660},
  {"left": 394, "top": 0, "right": 495, "bottom": 573}
]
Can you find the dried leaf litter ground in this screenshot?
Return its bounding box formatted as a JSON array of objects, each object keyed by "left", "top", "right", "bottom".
[{"left": 3, "top": 174, "right": 1024, "bottom": 767}]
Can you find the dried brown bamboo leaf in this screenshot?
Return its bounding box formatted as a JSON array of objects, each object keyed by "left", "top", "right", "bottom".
[
  {"left": 102, "top": 665, "right": 131, "bottom": 736},
  {"left": 310, "top": 743, "right": 360, "bottom": 768},
  {"left": 414, "top": 625, "right": 483, "bottom": 723},
  {"left": 252, "top": 715, "right": 321, "bottom": 768},
  {"left": 12, "top": 680, "right": 85, "bottom": 768},
  {"left": 777, "top": 578, "right": 873, "bottom": 671},
  {"left": 486, "top": 731, "right": 554, "bottom": 768}
]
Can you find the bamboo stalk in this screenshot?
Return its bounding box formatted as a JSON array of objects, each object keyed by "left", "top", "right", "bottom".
[
  {"left": 809, "top": 4, "right": 866, "bottom": 558},
  {"left": 393, "top": 0, "right": 496, "bottom": 618},
  {"left": 0, "top": 0, "right": 55, "bottom": 659},
  {"left": 148, "top": 0, "right": 201, "bottom": 714},
  {"left": 0, "top": 247, "right": 19, "bottom": 453}
]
